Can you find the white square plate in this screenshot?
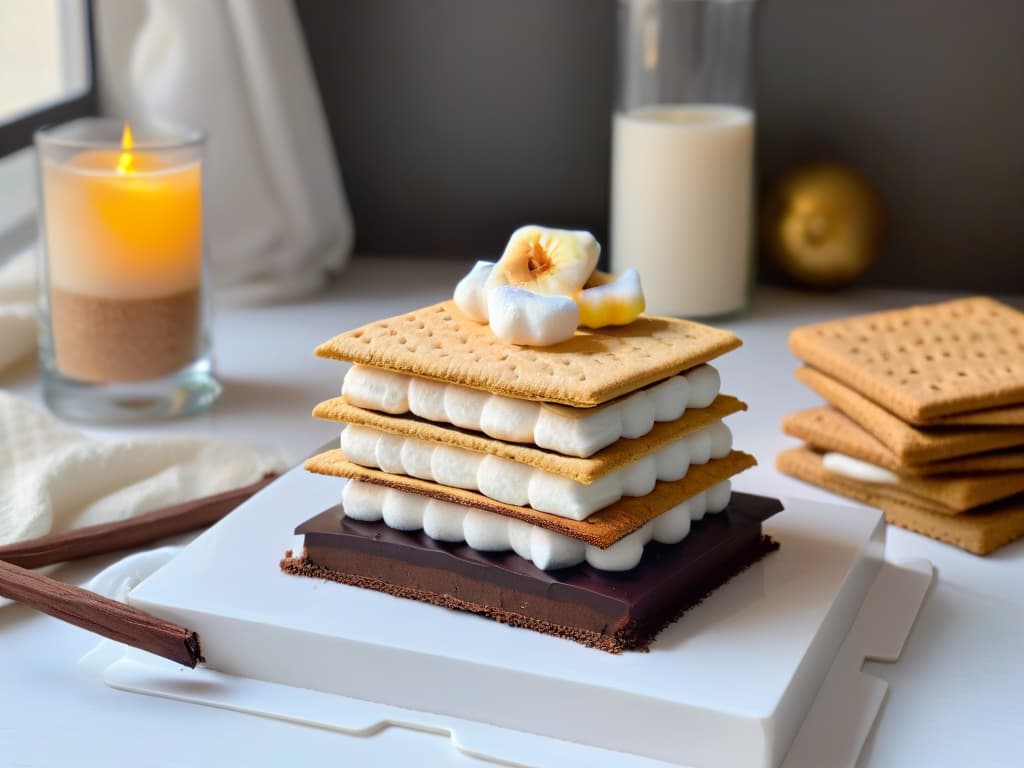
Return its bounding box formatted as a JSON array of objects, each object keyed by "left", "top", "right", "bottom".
[{"left": 118, "top": 460, "right": 929, "bottom": 767}]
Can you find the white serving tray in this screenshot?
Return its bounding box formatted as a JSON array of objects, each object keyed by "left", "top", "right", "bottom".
[{"left": 108, "top": 459, "right": 931, "bottom": 768}]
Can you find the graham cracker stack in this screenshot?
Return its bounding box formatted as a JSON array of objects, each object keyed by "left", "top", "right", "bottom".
[
  {"left": 781, "top": 297, "right": 1024, "bottom": 554},
  {"left": 284, "top": 297, "right": 781, "bottom": 652}
]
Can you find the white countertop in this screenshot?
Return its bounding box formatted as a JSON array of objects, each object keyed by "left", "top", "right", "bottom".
[{"left": 2, "top": 257, "right": 1022, "bottom": 767}]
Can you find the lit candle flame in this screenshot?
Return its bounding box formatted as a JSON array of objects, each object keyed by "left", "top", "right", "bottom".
[{"left": 116, "top": 122, "right": 135, "bottom": 175}]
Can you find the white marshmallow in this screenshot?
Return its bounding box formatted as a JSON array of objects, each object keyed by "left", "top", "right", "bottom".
[
  {"left": 530, "top": 526, "right": 586, "bottom": 570},
  {"left": 707, "top": 421, "right": 733, "bottom": 459},
  {"left": 687, "top": 431, "right": 712, "bottom": 465},
  {"left": 689, "top": 491, "right": 708, "bottom": 521},
  {"left": 340, "top": 480, "right": 732, "bottom": 572},
  {"left": 430, "top": 445, "right": 482, "bottom": 489},
  {"left": 340, "top": 364, "right": 722, "bottom": 458},
  {"left": 621, "top": 390, "right": 656, "bottom": 439},
  {"left": 706, "top": 480, "right": 731, "bottom": 514},
  {"left": 585, "top": 525, "right": 650, "bottom": 571},
  {"left": 342, "top": 422, "right": 732, "bottom": 521},
  {"left": 508, "top": 519, "right": 535, "bottom": 561},
  {"left": 381, "top": 489, "right": 423, "bottom": 531},
  {"left": 619, "top": 456, "right": 658, "bottom": 497},
  {"left": 342, "top": 366, "right": 410, "bottom": 414},
  {"left": 375, "top": 433, "right": 407, "bottom": 474},
  {"left": 686, "top": 365, "right": 721, "bottom": 408},
  {"left": 527, "top": 471, "right": 621, "bottom": 521},
  {"left": 486, "top": 285, "right": 580, "bottom": 347},
  {"left": 650, "top": 376, "right": 689, "bottom": 422},
  {"left": 479, "top": 395, "right": 539, "bottom": 443},
  {"left": 655, "top": 439, "right": 691, "bottom": 482},
  {"left": 534, "top": 403, "right": 622, "bottom": 458},
  {"left": 453, "top": 260, "right": 494, "bottom": 323},
  {"left": 341, "top": 480, "right": 386, "bottom": 521},
  {"left": 340, "top": 425, "right": 380, "bottom": 466},
  {"left": 651, "top": 501, "right": 692, "bottom": 543},
  {"left": 408, "top": 377, "right": 449, "bottom": 422},
  {"left": 444, "top": 385, "right": 490, "bottom": 430},
  {"left": 822, "top": 453, "right": 900, "bottom": 484},
  {"left": 463, "top": 509, "right": 511, "bottom": 551},
  {"left": 476, "top": 455, "right": 532, "bottom": 506},
  {"left": 400, "top": 437, "right": 435, "bottom": 480},
  {"left": 422, "top": 499, "right": 467, "bottom": 541}
]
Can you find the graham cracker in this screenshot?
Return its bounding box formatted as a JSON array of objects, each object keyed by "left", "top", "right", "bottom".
[
  {"left": 796, "top": 366, "right": 1024, "bottom": 464},
  {"left": 789, "top": 297, "right": 1024, "bottom": 423},
  {"left": 784, "top": 428, "right": 1024, "bottom": 511},
  {"left": 304, "top": 448, "right": 756, "bottom": 548},
  {"left": 922, "top": 402, "right": 1024, "bottom": 428},
  {"left": 777, "top": 447, "right": 1024, "bottom": 555},
  {"left": 316, "top": 301, "right": 741, "bottom": 407},
  {"left": 783, "top": 407, "right": 1024, "bottom": 476},
  {"left": 314, "top": 394, "right": 746, "bottom": 484}
]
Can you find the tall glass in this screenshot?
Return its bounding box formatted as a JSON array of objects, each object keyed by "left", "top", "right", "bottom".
[
  {"left": 610, "top": 0, "right": 756, "bottom": 318},
  {"left": 35, "top": 117, "right": 219, "bottom": 421}
]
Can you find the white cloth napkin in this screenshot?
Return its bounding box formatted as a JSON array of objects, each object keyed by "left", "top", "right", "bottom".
[
  {"left": 0, "top": 390, "right": 286, "bottom": 548},
  {"left": 0, "top": 250, "right": 36, "bottom": 375}
]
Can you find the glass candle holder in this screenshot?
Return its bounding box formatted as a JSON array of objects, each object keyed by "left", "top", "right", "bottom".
[
  {"left": 610, "top": 0, "right": 756, "bottom": 318},
  {"left": 34, "top": 117, "right": 220, "bottom": 421}
]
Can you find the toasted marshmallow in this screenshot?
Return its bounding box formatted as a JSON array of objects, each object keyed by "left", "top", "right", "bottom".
[{"left": 577, "top": 268, "right": 645, "bottom": 328}]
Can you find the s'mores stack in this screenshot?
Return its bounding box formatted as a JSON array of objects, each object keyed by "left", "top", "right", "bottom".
[
  {"left": 283, "top": 228, "right": 781, "bottom": 652},
  {"left": 779, "top": 297, "right": 1024, "bottom": 555}
]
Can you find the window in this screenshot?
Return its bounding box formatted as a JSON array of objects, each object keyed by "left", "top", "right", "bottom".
[{"left": 0, "top": 0, "right": 95, "bottom": 258}]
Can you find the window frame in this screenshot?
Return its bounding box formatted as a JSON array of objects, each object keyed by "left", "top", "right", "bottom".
[{"left": 0, "top": 0, "right": 97, "bottom": 158}]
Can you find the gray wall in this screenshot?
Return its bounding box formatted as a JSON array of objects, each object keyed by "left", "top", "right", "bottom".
[{"left": 296, "top": 0, "right": 1024, "bottom": 291}]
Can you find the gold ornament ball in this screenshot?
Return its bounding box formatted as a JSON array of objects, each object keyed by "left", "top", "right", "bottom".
[{"left": 762, "top": 163, "right": 884, "bottom": 289}]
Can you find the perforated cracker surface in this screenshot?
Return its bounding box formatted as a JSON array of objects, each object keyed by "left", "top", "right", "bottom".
[
  {"left": 796, "top": 366, "right": 1024, "bottom": 464},
  {"left": 789, "top": 297, "right": 1024, "bottom": 422},
  {"left": 316, "top": 301, "right": 741, "bottom": 407}
]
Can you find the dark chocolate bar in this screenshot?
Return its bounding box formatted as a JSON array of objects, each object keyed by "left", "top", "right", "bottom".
[{"left": 281, "top": 492, "right": 782, "bottom": 653}]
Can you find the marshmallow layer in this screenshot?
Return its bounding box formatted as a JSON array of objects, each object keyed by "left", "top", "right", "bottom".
[
  {"left": 342, "top": 479, "right": 733, "bottom": 572},
  {"left": 341, "top": 421, "right": 733, "bottom": 521},
  {"left": 342, "top": 363, "right": 721, "bottom": 458}
]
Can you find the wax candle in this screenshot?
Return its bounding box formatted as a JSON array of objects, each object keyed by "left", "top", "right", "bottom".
[
  {"left": 45, "top": 124, "right": 202, "bottom": 299},
  {"left": 40, "top": 123, "right": 203, "bottom": 383}
]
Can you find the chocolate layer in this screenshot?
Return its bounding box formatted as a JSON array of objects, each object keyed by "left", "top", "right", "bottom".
[{"left": 282, "top": 492, "right": 782, "bottom": 652}]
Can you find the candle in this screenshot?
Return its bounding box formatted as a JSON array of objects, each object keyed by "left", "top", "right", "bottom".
[
  {"left": 41, "top": 123, "right": 203, "bottom": 383},
  {"left": 44, "top": 123, "right": 202, "bottom": 299}
]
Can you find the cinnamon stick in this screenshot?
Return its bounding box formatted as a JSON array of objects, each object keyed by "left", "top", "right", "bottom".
[
  {"left": 0, "top": 559, "right": 204, "bottom": 668},
  {"left": 0, "top": 474, "right": 276, "bottom": 569}
]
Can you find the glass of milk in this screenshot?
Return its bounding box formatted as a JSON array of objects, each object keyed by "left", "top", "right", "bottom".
[{"left": 611, "top": 0, "right": 756, "bottom": 317}]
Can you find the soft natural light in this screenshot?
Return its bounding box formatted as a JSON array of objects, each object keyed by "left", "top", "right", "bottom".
[{"left": 0, "top": 0, "right": 90, "bottom": 123}]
